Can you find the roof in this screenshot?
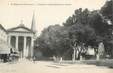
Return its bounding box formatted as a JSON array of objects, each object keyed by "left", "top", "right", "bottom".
[
  {"left": 7, "top": 24, "right": 35, "bottom": 34},
  {"left": 0, "top": 24, "right": 7, "bottom": 32}
]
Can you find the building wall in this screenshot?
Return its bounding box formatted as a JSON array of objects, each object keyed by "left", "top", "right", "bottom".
[{"left": 0, "top": 26, "right": 7, "bottom": 44}]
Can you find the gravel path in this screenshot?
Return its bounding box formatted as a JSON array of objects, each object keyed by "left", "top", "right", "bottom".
[{"left": 0, "top": 60, "right": 113, "bottom": 73}]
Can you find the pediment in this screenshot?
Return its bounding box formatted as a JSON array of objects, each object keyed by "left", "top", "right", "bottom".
[
  {"left": 7, "top": 26, "right": 33, "bottom": 33},
  {"left": 12, "top": 28, "right": 30, "bottom": 32}
]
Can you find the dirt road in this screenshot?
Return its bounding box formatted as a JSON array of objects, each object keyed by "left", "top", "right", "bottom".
[{"left": 0, "top": 60, "right": 113, "bottom": 73}]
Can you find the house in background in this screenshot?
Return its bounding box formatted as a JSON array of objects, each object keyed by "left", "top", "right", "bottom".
[{"left": 0, "top": 24, "right": 10, "bottom": 55}]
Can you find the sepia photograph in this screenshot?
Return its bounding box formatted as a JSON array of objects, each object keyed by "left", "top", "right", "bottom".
[{"left": 0, "top": 0, "right": 113, "bottom": 73}]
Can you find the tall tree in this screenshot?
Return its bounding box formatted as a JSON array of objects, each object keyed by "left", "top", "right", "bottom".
[
  {"left": 101, "top": 0, "right": 113, "bottom": 23},
  {"left": 36, "top": 1, "right": 113, "bottom": 59},
  {"left": 37, "top": 25, "right": 71, "bottom": 58}
]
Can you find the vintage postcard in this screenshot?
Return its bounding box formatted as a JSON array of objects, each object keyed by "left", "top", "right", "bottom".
[{"left": 0, "top": 0, "right": 113, "bottom": 73}]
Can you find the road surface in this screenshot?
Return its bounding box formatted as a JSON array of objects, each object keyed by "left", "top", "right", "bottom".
[{"left": 0, "top": 59, "right": 113, "bottom": 73}]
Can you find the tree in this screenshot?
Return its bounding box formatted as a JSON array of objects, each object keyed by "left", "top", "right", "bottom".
[
  {"left": 63, "top": 8, "right": 90, "bottom": 26},
  {"left": 100, "top": 0, "right": 113, "bottom": 58},
  {"left": 63, "top": 8, "right": 112, "bottom": 59},
  {"left": 100, "top": 0, "right": 112, "bottom": 23},
  {"left": 36, "top": 1, "right": 113, "bottom": 60},
  {"left": 37, "top": 25, "right": 71, "bottom": 58}
]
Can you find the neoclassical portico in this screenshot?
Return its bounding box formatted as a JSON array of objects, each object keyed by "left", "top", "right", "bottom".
[{"left": 7, "top": 24, "right": 35, "bottom": 58}]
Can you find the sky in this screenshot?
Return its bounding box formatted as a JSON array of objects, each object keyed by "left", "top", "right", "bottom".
[{"left": 0, "top": 0, "right": 106, "bottom": 34}]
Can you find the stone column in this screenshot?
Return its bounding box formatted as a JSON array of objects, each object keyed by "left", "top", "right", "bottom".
[
  {"left": 8, "top": 36, "right": 11, "bottom": 46},
  {"left": 30, "top": 37, "right": 34, "bottom": 58},
  {"left": 23, "top": 36, "right": 27, "bottom": 57},
  {"left": 16, "top": 36, "right": 18, "bottom": 51}
]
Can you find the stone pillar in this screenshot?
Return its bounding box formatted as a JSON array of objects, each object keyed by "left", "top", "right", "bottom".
[
  {"left": 30, "top": 37, "right": 34, "bottom": 58},
  {"left": 16, "top": 36, "right": 18, "bottom": 51},
  {"left": 80, "top": 55, "right": 83, "bottom": 61},
  {"left": 96, "top": 54, "right": 99, "bottom": 60},
  {"left": 23, "top": 36, "right": 27, "bottom": 57},
  {"left": 8, "top": 36, "right": 11, "bottom": 46}
]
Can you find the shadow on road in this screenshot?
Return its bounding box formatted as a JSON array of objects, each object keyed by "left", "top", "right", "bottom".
[{"left": 46, "top": 65, "right": 60, "bottom": 68}]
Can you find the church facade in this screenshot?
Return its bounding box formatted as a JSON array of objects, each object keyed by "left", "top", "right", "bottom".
[
  {"left": 7, "top": 24, "right": 35, "bottom": 58},
  {"left": 0, "top": 13, "right": 37, "bottom": 58}
]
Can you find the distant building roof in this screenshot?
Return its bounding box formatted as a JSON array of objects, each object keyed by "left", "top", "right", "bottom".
[{"left": 0, "top": 24, "right": 7, "bottom": 32}]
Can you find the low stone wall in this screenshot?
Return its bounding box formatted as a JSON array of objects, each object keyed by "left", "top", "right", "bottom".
[{"left": 82, "top": 59, "right": 113, "bottom": 68}]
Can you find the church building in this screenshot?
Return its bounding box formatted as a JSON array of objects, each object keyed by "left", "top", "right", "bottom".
[{"left": 0, "top": 12, "right": 37, "bottom": 59}]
